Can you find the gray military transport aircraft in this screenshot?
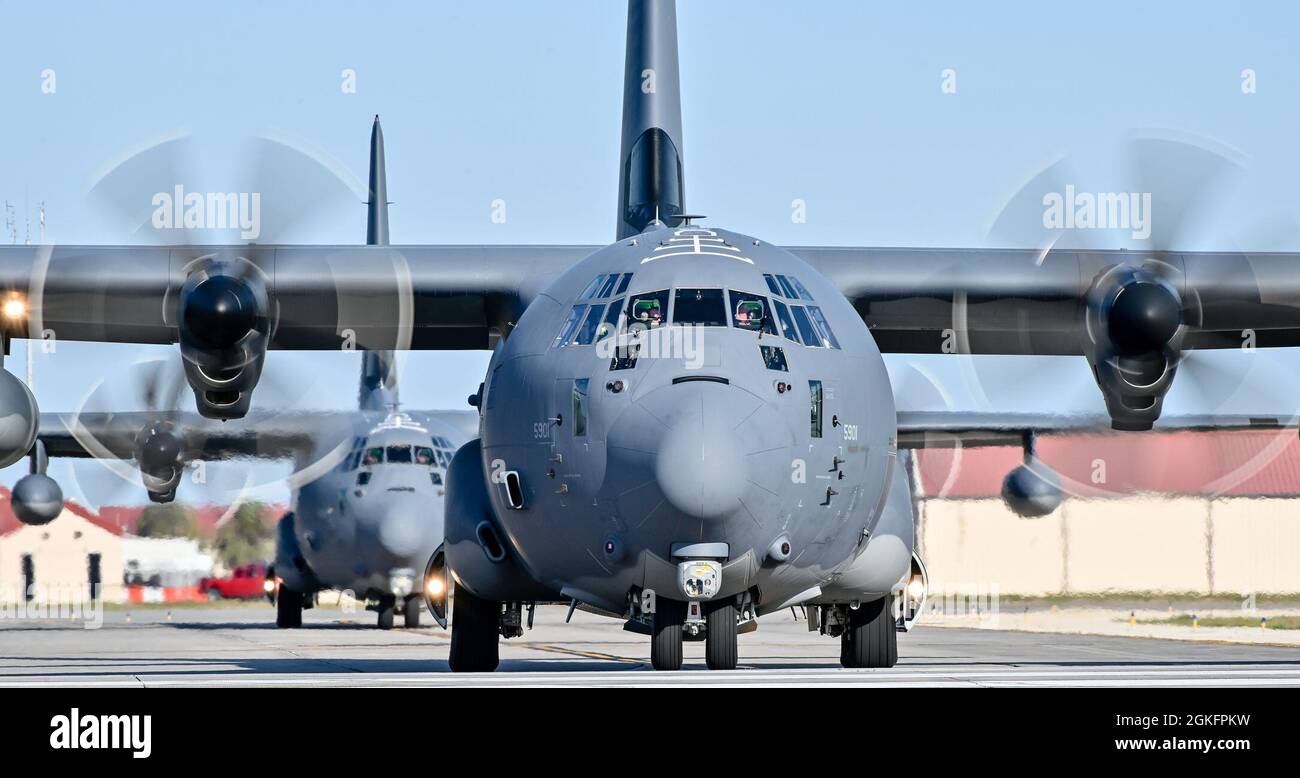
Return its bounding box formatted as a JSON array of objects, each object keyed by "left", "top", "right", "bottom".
[{"left": 1, "top": 0, "right": 1298, "bottom": 671}]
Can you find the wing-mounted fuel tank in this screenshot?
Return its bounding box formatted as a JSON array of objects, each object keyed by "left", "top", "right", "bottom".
[
  {"left": 176, "top": 257, "right": 272, "bottom": 419},
  {"left": 442, "top": 439, "right": 561, "bottom": 603}
]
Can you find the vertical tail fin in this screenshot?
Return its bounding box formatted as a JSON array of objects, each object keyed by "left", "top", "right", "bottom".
[
  {"left": 616, "top": 0, "right": 686, "bottom": 239},
  {"left": 361, "top": 115, "right": 398, "bottom": 411}
]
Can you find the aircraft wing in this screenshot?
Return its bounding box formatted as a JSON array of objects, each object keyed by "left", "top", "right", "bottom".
[
  {"left": 895, "top": 410, "right": 1300, "bottom": 449},
  {"left": 36, "top": 410, "right": 335, "bottom": 461},
  {"left": 792, "top": 247, "right": 1300, "bottom": 355},
  {"left": 0, "top": 244, "right": 597, "bottom": 350}
]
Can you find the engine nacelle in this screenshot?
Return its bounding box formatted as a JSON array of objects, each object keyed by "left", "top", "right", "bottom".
[
  {"left": 0, "top": 368, "right": 39, "bottom": 469},
  {"left": 1001, "top": 459, "right": 1062, "bottom": 518},
  {"left": 1084, "top": 265, "right": 1185, "bottom": 431},
  {"left": 178, "top": 262, "right": 271, "bottom": 420},
  {"left": 443, "top": 439, "right": 560, "bottom": 603}
]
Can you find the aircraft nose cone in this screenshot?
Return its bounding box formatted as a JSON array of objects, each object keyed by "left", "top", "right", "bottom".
[
  {"left": 654, "top": 405, "right": 747, "bottom": 520},
  {"left": 377, "top": 510, "right": 425, "bottom": 558}
]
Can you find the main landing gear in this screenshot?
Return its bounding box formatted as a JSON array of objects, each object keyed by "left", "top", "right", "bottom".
[
  {"left": 276, "top": 587, "right": 304, "bottom": 628},
  {"left": 832, "top": 595, "right": 898, "bottom": 669},
  {"left": 448, "top": 588, "right": 502, "bottom": 672},
  {"left": 369, "top": 595, "right": 421, "bottom": 629}
]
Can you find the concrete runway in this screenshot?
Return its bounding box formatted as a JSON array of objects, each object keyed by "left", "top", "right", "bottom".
[{"left": 2, "top": 602, "right": 1299, "bottom": 687}]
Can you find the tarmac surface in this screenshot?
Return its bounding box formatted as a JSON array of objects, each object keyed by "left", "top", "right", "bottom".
[{"left": 3, "top": 602, "right": 1300, "bottom": 687}]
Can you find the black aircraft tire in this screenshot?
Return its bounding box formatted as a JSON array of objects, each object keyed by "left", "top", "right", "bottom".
[
  {"left": 651, "top": 598, "right": 686, "bottom": 671},
  {"left": 276, "top": 587, "right": 303, "bottom": 629},
  {"left": 448, "top": 589, "right": 500, "bottom": 672},
  {"left": 377, "top": 599, "right": 395, "bottom": 630},
  {"left": 842, "top": 595, "right": 898, "bottom": 669},
  {"left": 704, "top": 599, "right": 738, "bottom": 670},
  {"left": 840, "top": 628, "right": 858, "bottom": 668},
  {"left": 403, "top": 596, "right": 421, "bottom": 628}
]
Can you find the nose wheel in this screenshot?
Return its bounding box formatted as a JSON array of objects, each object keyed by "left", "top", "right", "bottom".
[
  {"left": 704, "top": 599, "right": 738, "bottom": 670},
  {"left": 402, "top": 596, "right": 421, "bottom": 628},
  {"left": 650, "top": 598, "right": 686, "bottom": 670},
  {"left": 376, "top": 596, "right": 395, "bottom": 630}
]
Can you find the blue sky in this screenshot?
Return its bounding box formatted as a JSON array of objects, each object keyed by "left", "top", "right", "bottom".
[{"left": 1, "top": 0, "right": 1298, "bottom": 506}]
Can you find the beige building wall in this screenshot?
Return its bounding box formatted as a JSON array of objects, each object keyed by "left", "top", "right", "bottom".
[
  {"left": 1063, "top": 497, "right": 1209, "bottom": 594},
  {"left": 921, "top": 499, "right": 1064, "bottom": 595},
  {"left": 1211, "top": 498, "right": 1300, "bottom": 595},
  {"left": 920, "top": 495, "right": 1300, "bottom": 596},
  {"left": 0, "top": 510, "right": 125, "bottom": 604}
]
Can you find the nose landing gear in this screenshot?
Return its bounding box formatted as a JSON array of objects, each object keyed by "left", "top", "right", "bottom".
[
  {"left": 641, "top": 592, "right": 745, "bottom": 671},
  {"left": 651, "top": 598, "right": 686, "bottom": 671},
  {"left": 703, "top": 599, "right": 737, "bottom": 670}
]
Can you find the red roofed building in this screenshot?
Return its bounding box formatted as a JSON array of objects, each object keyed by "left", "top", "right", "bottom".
[
  {"left": 913, "top": 430, "right": 1300, "bottom": 597},
  {"left": 0, "top": 487, "right": 126, "bottom": 604}
]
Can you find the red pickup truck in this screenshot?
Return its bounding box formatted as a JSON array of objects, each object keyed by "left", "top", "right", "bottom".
[{"left": 199, "top": 563, "right": 271, "bottom": 601}]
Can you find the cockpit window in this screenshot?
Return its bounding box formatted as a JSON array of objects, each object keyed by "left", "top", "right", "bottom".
[
  {"left": 672, "top": 288, "right": 727, "bottom": 326},
  {"left": 597, "top": 274, "right": 621, "bottom": 298},
  {"left": 806, "top": 306, "right": 841, "bottom": 349},
  {"left": 762, "top": 273, "right": 784, "bottom": 297},
  {"left": 772, "top": 299, "right": 801, "bottom": 344},
  {"left": 728, "top": 290, "right": 775, "bottom": 334},
  {"left": 775, "top": 275, "right": 799, "bottom": 300},
  {"left": 614, "top": 273, "right": 633, "bottom": 295},
  {"left": 809, "top": 380, "right": 824, "bottom": 438},
  {"left": 596, "top": 298, "right": 623, "bottom": 341},
  {"left": 626, "top": 290, "right": 669, "bottom": 332},
  {"left": 357, "top": 471, "right": 372, "bottom": 486},
  {"left": 573, "top": 303, "right": 607, "bottom": 345},
  {"left": 414, "top": 446, "right": 435, "bottom": 466},
  {"left": 431, "top": 472, "right": 444, "bottom": 486},
  {"left": 363, "top": 447, "right": 383, "bottom": 466},
  {"left": 790, "top": 305, "right": 821, "bottom": 347},
  {"left": 761, "top": 345, "right": 789, "bottom": 371},
  {"left": 790, "top": 276, "right": 815, "bottom": 301},
  {"left": 553, "top": 304, "right": 588, "bottom": 348},
  {"left": 386, "top": 445, "right": 413, "bottom": 464},
  {"left": 579, "top": 276, "right": 605, "bottom": 300},
  {"left": 572, "top": 378, "right": 590, "bottom": 437}
]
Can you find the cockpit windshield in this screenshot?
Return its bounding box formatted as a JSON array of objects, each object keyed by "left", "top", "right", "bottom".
[
  {"left": 414, "top": 446, "right": 435, "bottom": 465},
  {"left": 672, "top": 288, "right": 727, "bottom": 326},
  {"left": 386, "top": 445, "right": 413, "bottom": 464}
]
